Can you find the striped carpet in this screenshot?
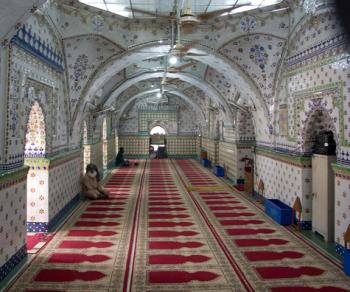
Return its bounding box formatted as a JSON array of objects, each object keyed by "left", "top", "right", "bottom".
[{"left": 7, "top": 159, "right": 350, "bottom": 291}]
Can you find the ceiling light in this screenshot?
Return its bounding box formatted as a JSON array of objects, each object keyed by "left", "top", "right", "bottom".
[
  {"left": 169, "top": 56, "right": 178, "bottom": 65},
  {"left": 156, "top": 92, "right": 162, "bottom": 98}
]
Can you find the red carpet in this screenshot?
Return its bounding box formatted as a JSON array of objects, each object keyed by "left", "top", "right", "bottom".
[
  {"left": 235, "top": 238, "right": 289, "bottom": 247},
  {"left": 48, "top": 253, "right": 111, "bottom": 263},
  {"left": 244, "top": 251, "right": 304, "bottom": 261},
  {"left": 9, "top": 159, "right": 350, "bottom": 291},
  {"left": 149, "top": 241, "right": 204, "bottom": 249},
  {"left": 149, "top": 230, "right": 199, "bottom": 237},
  {"left": 34, "top": 269, "right": 106, "bottom": 282},
  {"left": 26, "top": 233, "right": 53, "bottom": 253},
  {"left": 148, "top": 271, "right": 220, "bottom": 283},
  {"left": 256, "top": 266, "right": 324, "bottom": 279},
  {"left": 226, "top": 228, "right": 275, "bottom": 235},
  {"left": 149, "top": 254, "right": 211, "bottom": 264},
  {"left": 58, "top": 240, "right": 114, "bottom": 248},
  {"left": 67, "top": 230, "right": 117, "bottom": 236}
]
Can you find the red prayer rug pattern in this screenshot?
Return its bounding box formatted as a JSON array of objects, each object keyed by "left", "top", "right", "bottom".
[
  {"left": 8, "top": 159, "right": 350, "bottom": 291},
  {"left": 9, "top": 162, "right": 145, "bottom": 291}
]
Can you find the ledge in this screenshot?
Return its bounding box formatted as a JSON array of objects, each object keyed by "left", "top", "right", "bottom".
[
  {"left": 24, "top": 150, "right": 81, "bottom": 169},
  {"left": 0, "top": 166, "right": 29, "bottom": 190},
  {"left": 332, "top": 163, "right": 350, "bottom": 180},
  {"left": 255, "top": 147, "right": 312, "bottom": 168}
]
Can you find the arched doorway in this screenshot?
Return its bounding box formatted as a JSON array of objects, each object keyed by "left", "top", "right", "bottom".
[
  {"left": 25, "top": 102, "right": 48, "bottom": 233},
  {"left": 150, "top": 125, "right": 167, "bottom": 158}
]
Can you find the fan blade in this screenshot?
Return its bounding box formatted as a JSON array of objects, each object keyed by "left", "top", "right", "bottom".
[
  {"left": 125, "top": 7, "right": 176, "bottom": 20},
  {"left": 186, "top": 52, "right": 207, "bottom": 57},
  {"left": 162, "top": 77, "right": 180, "bottom": 84},
  {"left": 179, "top": 40, "right": 199, "bottom": 53},
  {"left": 168, "top": 62, "right": 194, "bottom": 72},
  {"left": 197, "top": 3, "right": 249, "bottom": 21}
]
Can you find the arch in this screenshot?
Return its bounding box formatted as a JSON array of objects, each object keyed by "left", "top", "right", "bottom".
[
  {"left": 150, "top": 125, "right": 167, "bottom": 135},
  {"left": 70, "top": 43, "right": 265, "bottom": 138},
  {"left": 108, "top": 72, "right": 231, "bottom": 114},
  {"left": 301, "top": 106, "right": 338, "bottom": 154},
  {"left": 24, "top": 101, "right": 46, "bottom": 158},
  {"left": 115, "top": 88, "right": 207, "bottom": 127}
]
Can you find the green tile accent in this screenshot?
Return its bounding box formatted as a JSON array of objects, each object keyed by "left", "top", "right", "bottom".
[{"left": 0, "top": 166, "right": 29, "bottom": 186}]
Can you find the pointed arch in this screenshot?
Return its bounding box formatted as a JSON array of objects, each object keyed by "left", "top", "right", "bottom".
[{"left": 24, "top": 101, "right": 46, "bottom": 158}]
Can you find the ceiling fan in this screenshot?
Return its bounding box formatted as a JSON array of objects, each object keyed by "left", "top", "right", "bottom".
[
  {"left": 126, "top": 0, "right": 250, "bottom": 34},
  {"left": 120, "top": 113, "right": 136, "bottom": 121},
  {"left": 85, "top": 101, "right": 116, "bottom": 115}
]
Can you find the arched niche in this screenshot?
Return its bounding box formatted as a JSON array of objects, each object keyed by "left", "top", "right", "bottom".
[
  {"left": 24, "top": 101, "right": 46, "bottom": 158},
  {"left": 302, "top": 107, "right": 338, "bottom": 154}
]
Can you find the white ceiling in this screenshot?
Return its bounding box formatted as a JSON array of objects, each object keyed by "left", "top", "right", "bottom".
[
  {"left": 79, "top": 0, "right": 283, "bottom": 18},
  {"left": 0, "top": 0, "right": 47, "bottom": 41}
]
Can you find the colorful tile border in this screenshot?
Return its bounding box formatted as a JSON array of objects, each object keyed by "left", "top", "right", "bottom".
[
  {"left": 255, "top": 147, "right": 312, "bottom": 168},
  {"left": 26, "top": 222, "right": 48, "bottom": 233},
  {"left": 332, "top": 163, "right": 350, "bottom": 180},
  {"left": 0, "top": 167, "right": 29, "bottom": 191}
]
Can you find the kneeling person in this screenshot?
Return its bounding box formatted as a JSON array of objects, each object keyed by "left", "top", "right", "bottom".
[
  {"left": 115, "top": 147, "right": 129, "bottom": 167},
  {"left": 81, "top": 164, "right": 109, "bottom": 200}
]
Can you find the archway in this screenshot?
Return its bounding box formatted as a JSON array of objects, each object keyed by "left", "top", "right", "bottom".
[
  {"left": 25, "top": 102, "right": 46, "bottom": 158},
  {"left": 149, "top": 125, "right": 167, "bottom": 158},
  {"left": 25, "top": 102, "right": 48, "bottom": 234}
]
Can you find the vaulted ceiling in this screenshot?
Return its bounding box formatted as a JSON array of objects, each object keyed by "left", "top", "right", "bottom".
[{"left": 2, "top": 0, "right": 299, "bottom": 140}]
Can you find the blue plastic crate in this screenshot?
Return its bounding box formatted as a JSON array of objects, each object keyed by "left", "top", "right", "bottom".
[
  {"left": 264, "top": 199, "right": 293, "bottom": 225},
  {"left": 201, "top": 158, "right": 209, "bottom": 167},
  {"left": 344, "top": 249, "right": 350, "bottom": 276},
  {"left": 214, "top": 165, "right": 224, "bottom": 177}
]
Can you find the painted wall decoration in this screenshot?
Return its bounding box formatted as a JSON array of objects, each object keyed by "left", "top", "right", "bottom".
[
  {"left": 219, "top": 34, "right": 285, "bottom": 106},
  {"left": 0, "top": 174, "right": 27, "bottom": 282},
  {"left": 64, "top": 35, "right": 123, "bottom": 114},
  {"left": 240, "top": 15, "right": 257, "bottom": 33}
]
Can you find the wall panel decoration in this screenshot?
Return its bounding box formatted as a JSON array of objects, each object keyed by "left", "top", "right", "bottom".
[{"left": 0, "top": 168, "right": 28, "bottom": 282}]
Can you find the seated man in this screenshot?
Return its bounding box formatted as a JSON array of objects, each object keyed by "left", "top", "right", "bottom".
[
  {"left": 81, "top": 164, "right": 109, "bottom": 200},
  {"left": 115, "top": 147, "right": 129, "bottom": 167}
]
